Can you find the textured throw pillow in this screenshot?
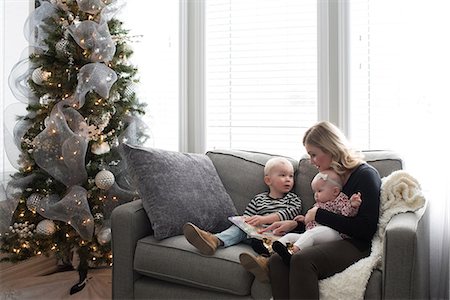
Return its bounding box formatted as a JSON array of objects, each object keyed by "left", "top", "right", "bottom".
[{"left": 122, "top": 143, "right": 238, "bottom": 240}]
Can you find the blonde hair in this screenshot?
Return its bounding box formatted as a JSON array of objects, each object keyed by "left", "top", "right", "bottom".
[
  {"left": 303, "top": 121, "right": 364, "bottom": 175},
  {"left": 264, "top": 157, "right": 293, "bottom": 176}
]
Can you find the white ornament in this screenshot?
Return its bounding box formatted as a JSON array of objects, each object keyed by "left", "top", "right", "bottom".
[
  {"left": 39, "top": 94, "right": 54, "bottom": 105},
  {"left": 27, "top": 193, "right": 43, "bottom": 212},
  {"left": 32, "top": 67, "right": 51, "bottom": 85},
  {"left": 94, "top": 212, "right": 104, "bottom": 221},
  {"left": 91, "top": 141, "right": 110, "bottom": 155},
  {"left": 36, "top": 219, "right": 56, "bottom": 236},
  {"left": 96, "top": 227, "right": 111, "bottom": 245},
  {"left": 95, "top": 170, "right": 115, "bottom": 190}
]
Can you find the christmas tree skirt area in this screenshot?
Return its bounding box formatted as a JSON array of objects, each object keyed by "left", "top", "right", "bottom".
[{"left": 0, "top": 254, "right": 112, "bottom": 299}]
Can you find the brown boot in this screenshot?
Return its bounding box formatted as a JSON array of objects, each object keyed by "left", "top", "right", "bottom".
[
  {"left": 239, "top": 253, "right": 270, "bottom": 283},
  {"left": 183, "top": 223, "right": 220, "bottom": 255}
]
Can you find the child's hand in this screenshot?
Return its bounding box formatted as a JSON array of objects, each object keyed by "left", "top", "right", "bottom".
[
  {"left": 244, "top": 215, "right": 265, "bottom": 226},
  {"left": 350, "top": 192, "right": 362, "bottom": 208},
  {"left": 294, "top": 215, "right": 305, "bottom": 223}
]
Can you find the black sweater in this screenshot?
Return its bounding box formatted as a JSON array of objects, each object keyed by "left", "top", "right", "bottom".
[{"left": 315, "top": 163, "right": 382, "bottom": 250}]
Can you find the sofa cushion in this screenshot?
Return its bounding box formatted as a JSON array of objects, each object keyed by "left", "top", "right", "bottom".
[
  {"left": 206, "top": 149, "right": 299, "bottom": 214},
  {"left": 134, "top": 235, "right": 254, "bottom": 296},
  {"left": 122, "top": 144, "right": 238, "bottom": 240}
]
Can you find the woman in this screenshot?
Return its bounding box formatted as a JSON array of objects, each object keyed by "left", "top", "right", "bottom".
[{"left": 242, "top": 121, "right": 381, "bottom": 299}]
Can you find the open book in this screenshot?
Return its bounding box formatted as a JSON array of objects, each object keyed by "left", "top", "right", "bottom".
[{"left": 228, "top": 216, "right": 280, "bottom": 241}]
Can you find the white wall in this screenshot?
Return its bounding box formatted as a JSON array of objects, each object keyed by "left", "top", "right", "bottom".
[{"left": 1, "top": 0, "right": 32, "bottom": 182}]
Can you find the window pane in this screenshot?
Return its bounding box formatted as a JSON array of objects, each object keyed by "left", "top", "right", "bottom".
[{"left": 205, "top": 0, "right": 317, "bottom": 159}]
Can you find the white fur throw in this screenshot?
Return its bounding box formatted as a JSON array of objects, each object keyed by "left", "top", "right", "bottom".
[{"left": 318, "top": 170, "right": 426, "bottom": 300}]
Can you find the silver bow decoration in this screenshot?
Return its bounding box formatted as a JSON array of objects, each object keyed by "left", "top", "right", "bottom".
[
  {"left": 68, "top": 20, "right": 116, "bottom": 62},
  {"left": 75, "top": 0, "right": 107, "bottom": 14},
  {"left": 73, "top": 63, "right": 118, "bottom": 108},
  {"left": 32, "top": 101, "right": 88, "bottom": 187},
  {"left": 100, "top": 0, "right": 125, "bottom": 23},
  {"left": 36, "top": 186, "right": 94, "bottom": 241},
  {"left": 8, "top": 47, "right": 41, "bottom": 104},
  {"left": 23, "top": 1, "right": 57, "bottom": 51},
  {"left": 0, "top": 174, "right": 36, "bottom": 235}
]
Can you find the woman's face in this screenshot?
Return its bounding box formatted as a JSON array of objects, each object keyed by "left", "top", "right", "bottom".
[{"left": 305, "top": 144, "right": 332, "bottom": 172}]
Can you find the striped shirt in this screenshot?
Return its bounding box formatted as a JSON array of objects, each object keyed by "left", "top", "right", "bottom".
[{"left": 243, "top": 192, "right": 303, "bottom": 221}]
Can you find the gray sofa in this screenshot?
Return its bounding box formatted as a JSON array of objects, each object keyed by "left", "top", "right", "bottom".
[{"left": 111, "top": 149, "right": 429, "bottom": 299}]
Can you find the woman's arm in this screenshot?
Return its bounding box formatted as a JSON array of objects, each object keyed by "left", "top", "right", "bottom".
[
  {"left": 315, "top": 164, "right": 381, "bottom": 242},
  {"left": 259, "top": 220, "right": 298, "bottom": 236}
]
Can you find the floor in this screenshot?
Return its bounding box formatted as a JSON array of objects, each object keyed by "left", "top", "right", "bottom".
[{"left": 0, "top": 254, "right": 112, "bottom": 299}]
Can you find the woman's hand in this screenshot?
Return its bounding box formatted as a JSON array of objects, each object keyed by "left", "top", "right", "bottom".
[
  {"left": 303, "top": 206, "right": 319, "bottom": 224},
  {"left": 259, "top": 220, "right": 297, "bottom": 236}
]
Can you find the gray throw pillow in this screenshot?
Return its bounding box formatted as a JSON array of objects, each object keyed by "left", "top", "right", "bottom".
[{"left": 122, "top": 143, "right": 238, "bottom": 240}]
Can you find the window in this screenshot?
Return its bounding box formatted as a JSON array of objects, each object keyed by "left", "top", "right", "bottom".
[{"left": 204, "top": 0, "right": 317, "bottom": 159}]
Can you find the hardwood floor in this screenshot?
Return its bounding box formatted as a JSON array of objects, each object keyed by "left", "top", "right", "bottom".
[{"left": 0, "top": 254, "right": 111, "bottom": 299}]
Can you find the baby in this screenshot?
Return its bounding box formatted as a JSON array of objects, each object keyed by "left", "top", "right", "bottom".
[{"left": 271, "top": 168, "right": 362, "bottom": 265}]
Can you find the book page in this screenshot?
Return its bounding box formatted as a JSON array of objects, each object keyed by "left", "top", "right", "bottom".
[{"left": 228, "top": 216, "right": 280, "bottom": 241}]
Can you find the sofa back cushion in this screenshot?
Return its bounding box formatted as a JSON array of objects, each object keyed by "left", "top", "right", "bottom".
[
  {"left": 294, "top": 150, "right": 404, "bottom": 212},
  {"left": 206, "top": 149, "right": 298, "bottom": 214}
]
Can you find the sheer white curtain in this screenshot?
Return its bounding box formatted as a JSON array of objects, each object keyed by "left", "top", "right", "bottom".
[{"left": 348, "top": 1, "right": 450, "bottom": 298}]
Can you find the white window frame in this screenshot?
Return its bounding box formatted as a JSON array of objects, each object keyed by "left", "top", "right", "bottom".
[
  {"left": 180, "top": 0, "right": 350, "bottom": 153},
  {"left": 179, "top": 0, "right": 205, "bottom": 153}
]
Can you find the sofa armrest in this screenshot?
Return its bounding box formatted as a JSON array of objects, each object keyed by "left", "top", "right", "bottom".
[
  {"left": 111, "top": 199, "right": 153, "bottom": 300},
  {"left": 382, "top": 201, "right": 429, "bottom": 299}
]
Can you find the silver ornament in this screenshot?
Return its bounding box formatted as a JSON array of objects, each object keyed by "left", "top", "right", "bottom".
[
  {"left": 95, "top": 170, "right": 115, "bottom": 190},
  {"left": 97, "top": 227, "right": 111, "bottom": 245},
  {"left": 36, "top": 219, "right": 56, "bottom": 236},
  {"left": 32, "top": 67, "right": 51, "bottom": 85},
  {"left": 55, "top": 39, "right": 69, "bottom": 56},
  {"left": 123, "top": 83, "right": 136, "bottom": 98},
  {"left": 27, "top": 193, "right": 43, "bottom": 212}
]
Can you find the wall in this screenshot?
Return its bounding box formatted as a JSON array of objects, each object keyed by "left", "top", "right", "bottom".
[{"left": 1, "top": 0, "right": 32, "bottom": 182}]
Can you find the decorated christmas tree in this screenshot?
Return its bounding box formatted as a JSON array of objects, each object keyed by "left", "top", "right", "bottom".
[{"left": 0, "top": 0, "right": 147, "bottom": 290}]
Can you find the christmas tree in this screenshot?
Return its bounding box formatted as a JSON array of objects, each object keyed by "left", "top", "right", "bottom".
[{"left": 0, "top": 0, "right": 147, "bottom": 283}]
